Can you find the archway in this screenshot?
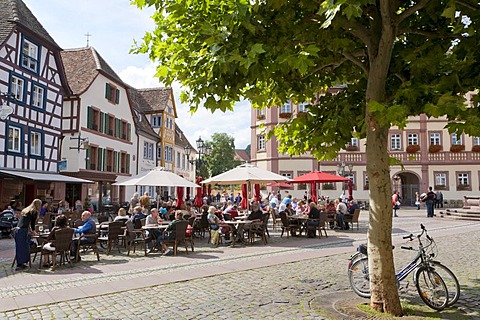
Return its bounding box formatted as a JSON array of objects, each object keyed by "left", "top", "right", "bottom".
[{"left": 392, "top": 171, "right": 420, "bottom": 206}]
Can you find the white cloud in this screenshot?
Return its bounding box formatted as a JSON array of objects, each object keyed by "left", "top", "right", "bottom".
[
  {"left": 23, "top": 0, "right": 252, "bottom": 149},
  {"left": 119, "top": 64, "right": 251, "bottom": 149}
]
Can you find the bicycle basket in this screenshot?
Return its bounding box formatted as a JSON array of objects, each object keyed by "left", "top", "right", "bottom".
[
  {"left": 424, "top": 239, "right": 438, "bottom": 259},
  {"left": 358, "top": 243, "right": 368, "bottom": 256}
]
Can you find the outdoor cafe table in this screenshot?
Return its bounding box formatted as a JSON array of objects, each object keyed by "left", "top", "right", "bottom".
[
  {"left": 142, "top": 224, "right": 169, "bottom": 253},
  {"left": 223, "top": 220, "right": 252, "bottom": 246},
  {"left": 288, "top": 215, "right": 309, "bottom": 236}
]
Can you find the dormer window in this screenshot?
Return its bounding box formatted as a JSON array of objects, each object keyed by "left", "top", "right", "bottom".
[
  {"left": 105, "top": 83, "right": 120, "bottom": 104},
  {"left": 21, "top": 37, "right": 39, "bottom": 73},
  {"left": 151, "top": 115, "right": 162, "bottom": 128}
]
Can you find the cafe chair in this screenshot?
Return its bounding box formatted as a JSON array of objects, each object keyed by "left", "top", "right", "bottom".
[
  {"left": 163, "top": 220, "right": 190, "bottom": 255},
  {"left": 75, "top": 233, "right": 100, "bottom": 263},
  {"left": 39, "top": 228, "right": 75, "bottom": 271},
  {"left": 125, "top": 220, "right": 149, "bottom": 256},
  {"left": 306, "top": 213, "right": 328, "bottom": 238},
  {"left": 344, "top": 208, "right": 361, "bottom": 230},
  {"left": 279, "top": 211, "right": 300, "bottom": 238},
  {"left": 248, "top": 213, "right": 269, "bottom": 245},
  {"left": 98, "top": 221, "right": 123, "bottom": 255}
]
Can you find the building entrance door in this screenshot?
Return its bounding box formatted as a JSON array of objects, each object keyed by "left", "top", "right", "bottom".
[{"left": 393, "top": 172, "right": 420, "bottom": 206}]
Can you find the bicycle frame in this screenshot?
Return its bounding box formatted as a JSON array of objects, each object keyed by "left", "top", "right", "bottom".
[{"left": 395, "top": 250, "right": 422, "bottom": 282}]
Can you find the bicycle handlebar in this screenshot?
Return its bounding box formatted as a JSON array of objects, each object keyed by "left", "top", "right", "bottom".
[
  {"left": 403, "top": 234, "right": 413, "bottom": 240},
  {"left": 401, "top": 246, "right": 414, "bottom": 250}
]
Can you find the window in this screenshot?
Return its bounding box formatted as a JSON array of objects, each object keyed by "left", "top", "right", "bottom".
[
  {"left": 457, "top": 173, "right": 469, "bottom": 186},
  {"left": 391, "top": 133, "right": 401, "bottom": 150},
  {"left": 256, "top": 109, "right": 266, "bottom": 119},
  {"left": 87, "top": 106, "right": 100, "bottom": 131},
  {"left": 280, "top": 172, "right": 292, "bottom": 179},
  {"left": 258, "top": 135, "right": 265, "bottom": 150},
  {"left": 144, "top": 142, "right": 154, "bottom": 160},
  {"left": 164, "top": 146, "right": 173, "bottom": 162},
  {"left": 21, "top": 38, "right": 39, "bottom": 73},
  {"left": 31, "top": 83, "right": 46, "bottom": 109},
  {"left": 151, "top": 115, "right": 162, "bottom": 128},
  {"left": 7, "top": 125, "right": 22, "bottom": 153},
  {"left": 473, "top": 137, "right": 480, "bottom": 146},
  {"left": 280, "top": 101, "right": 292, "bottom": 114},
  {"left": 298, "top": 102, "right": 308, "bottom": 113},
  {"left": 350, "top": 138, "right": 358, "bottom": 146},
  {"left": 29, "top": 130, "right": 43, "bottom": 157},
  {"left": 10, "top": 74, "right": 26, "bottom": 103},
  {"left": 430, "top": 132, "right": 441, "bottom": 145},
  {"left": 407, "top": 133, "right": 419, "bottom": 145},
  {"left": 435, "top": 172, "right": 447, "bottom": 187},
  {"left": 451, "top": 133, "right": 463, "bottom": 145},
  {"left": 176, "top": 151, "right": 181, "bottom": 167},
  {"left": 105, "top": 83, "right": 120, "bottom": 104}
]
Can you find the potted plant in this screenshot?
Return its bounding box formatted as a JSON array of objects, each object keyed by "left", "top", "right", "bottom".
[
  {"left": 434, "top": 184, "right": 446, "bottom": 190},
  {"left": 345, "top": 144, "right": 358, "bottom": 151},
  {"left": 406, "top": 144, "right": 420, "bottom": 153},
  {"left": 279, "top": 112, "right": 292, "bottom": 119},
  {"left": 457, "top": 184, "right": 470, "bottom": 191},
  {"left": 450, "top": 144, "right": 465, "bottom": 152},
  {"left": 429, "top": 144, "right": 442, "bottom": 153},
  {"left": 472, "top": 145, "right": 480, "bottom": 152},
  {"left": 323, "top": 183, "right": 334, "bottom": 190}
]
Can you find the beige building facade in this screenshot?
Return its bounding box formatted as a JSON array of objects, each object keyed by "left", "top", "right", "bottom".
[{"left": 251, "top": 93, "right": 480, "bottom": 206}]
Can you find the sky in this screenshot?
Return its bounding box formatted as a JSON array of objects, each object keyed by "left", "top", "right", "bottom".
[{"left": 22, "top": 0, "right": 252, "bottom": 149}]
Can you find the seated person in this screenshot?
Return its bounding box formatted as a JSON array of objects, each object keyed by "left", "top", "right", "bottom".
[
  {"left": 114, "top": 208, "right": 129, "bottom": 223},
  {"left": 145, "top": 208, "right": 169, "bottom": 254},
  {"left": 163, "top": 211, "right": 188, "bottom": 255},
  {"left": 207, "top": 206, "right": 230, "bottom": 245},
  {"left": 70, "top": 211, "right": 96, "bottom": 261},
  {"left": 307, "top": 202, "right": 320, "bottom": 238},
  {"left": 42, "top": 214, "right": 69, "bottom": 267},
  {"left": 131, "top": 206, "right": 147, "bottom": 227},
  {"left": 347, "top": 200, "right": 359, "bottom": 215},
  {"left": 335, "top": 198, "right": 348, "bottom": 230},
  {"left": 243, "top": 202, "right": 264, "bottom": 235},
  {"left": 225, "top": 205, "right": 239, "bottom": 220}
]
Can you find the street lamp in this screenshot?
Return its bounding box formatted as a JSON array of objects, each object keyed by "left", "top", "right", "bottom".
[
  {"left": 70, "top": 133, "right": 89, "bottom": 151},
  {"left": 184, "top": 136, "right": 211, "bottom": 175},
  {"left": 337, "top": 161, "right": 353, "bottom": 193}
]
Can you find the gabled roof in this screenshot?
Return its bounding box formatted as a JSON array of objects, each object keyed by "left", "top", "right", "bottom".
[
  {"left": 135, "top": 87, "right": 176, "bottom": 116},
  {"left": 60, "top": 47, "right": 124, "bottom": 95},
  {"left": 126, "top": 87, "right": 160, "bottom": 141},
  {"left": 0, "top": 0, "right": 59, "bottom": 48},
  {"left": 175, "top": 123, "right": 195, "bottom": 150},
  {"left": 235, "top": 149, "right": 250, "bottom": 162}
]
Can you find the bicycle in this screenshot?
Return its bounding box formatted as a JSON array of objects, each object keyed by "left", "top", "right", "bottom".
[{"left": 348, "top": 224, "right": 460, "bottom": 310}]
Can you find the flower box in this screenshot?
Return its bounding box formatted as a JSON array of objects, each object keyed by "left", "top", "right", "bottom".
[
  {"left": 457, "top": 184, "right": 470, "bottom": 191},
  {"left": 345, "top": 145, "right": 358, "bottom": 151},
  {"left": 279, "top": 112, "right": 292, "bottom": 119},
  {"left": 322, "top": 183, "right": 334, "bottom": 190},
  {"left": 450, "top": 144, "right": 465, "bottom": 153},
  {"left": 296, "top": 112, "right": 307, "bottom": 118},
  {"left": 429, "top": 144, "right": 442, "bottom": 153},
  {"left": 434, "top": 185, "right": 446, "bottom": 190},
  {"left": 406, "top": 144, "right": 420, "bottom": 153},
  {"left": 472, "top": 145, "right": 480, "bottom": 152}
]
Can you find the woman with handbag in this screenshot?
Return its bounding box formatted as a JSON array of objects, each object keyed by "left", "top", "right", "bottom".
[
  {"left": 392, "top": 191, "right": 400, "bottom": 217},
  {"left": 14, "top": 199, "right": 41, "bottom": 270}
]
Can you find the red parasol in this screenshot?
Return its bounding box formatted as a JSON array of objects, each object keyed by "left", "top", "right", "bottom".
[
  {"left": 194, "top": 177, "right": 203, "bottom": 207},
  {"left": 176, "top": 187, "right": 184, "bottom": 208},
  {"left": 254, "top": 184, "right": 261, "bottom": 201},
  {"left": 292, "top": 171, "right": 350, "bottom": 183},
  {"left": 311, "top": 182, "right": 317, "bottom": 203},
  {"left": 186, "top": 187, "right": 190, "bottom": 202},
  {"left": 241, "top": 184, "right": 248, "bottom": 209},
  {"left": 348, "top": 180, "right": 354, "bottom": 201}
]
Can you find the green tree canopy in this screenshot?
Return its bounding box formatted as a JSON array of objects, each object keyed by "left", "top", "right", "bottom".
[
  {"left": 132, "top": 0, "right": 480, "bottom": 315},
  {"left": 205, "top": 132, "right": 240, "bottom": 176}
]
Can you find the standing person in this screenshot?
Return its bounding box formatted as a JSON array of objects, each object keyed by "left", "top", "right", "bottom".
[
  {"left": 421, "top": 187, "right": 436, "bottom": 217},
  {"left": 129, "top": 192, "right": 139, "bottom": 215},
  {"left": 392, "top": 190, "right": 400, "bottom": 217},
  {"left": 139, "top": 192, "right": 151, "bottom": 212},
  {"left": 234, "top": 193, "right": 242, "bottom": 205},
  {"left": 435, "top": 190, "right": 444, "bottom": 208},
  {"left": 14, "top": 199, "right": 41, "bottom": 270},
  {"left": 415, "top": 192, "right": 421, "bottom": 210}
]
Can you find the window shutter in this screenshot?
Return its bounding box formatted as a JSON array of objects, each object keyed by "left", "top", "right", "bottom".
[
  {"left": 86, "top": 148, "right": 91, "bottom": 170},
  {"left": 105, "top": 83, "right": 110, "bottom": 99},
  {"left": 113, "top": 151, "right": 118, "bottom": 172},
  {"left": 127, "top": 123, "right": 131, "bottom": 141},
  {"left": 97, "top": 148, "right": 103, "bottom": 171},
  {"left": 126, "top": 154, "right": 130, "bottom": 174},
  {"left": 115, "top": 89, "right": 120, "bottom": 104},
  {"left": 99, "top": 112, "right": 104, "bottom": 133},
  {"left": 87, "top": 106, "right": 93, "bottom": 129}
]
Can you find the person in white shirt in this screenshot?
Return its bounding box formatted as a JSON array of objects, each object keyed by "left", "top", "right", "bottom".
[{"left": 335, "top": 198, "right": 347, "bottom": 229}]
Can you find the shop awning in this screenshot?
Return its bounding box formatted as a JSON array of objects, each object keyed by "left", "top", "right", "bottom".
[{"left": 0, "top": 169, "right": 93, "bottom": 183}]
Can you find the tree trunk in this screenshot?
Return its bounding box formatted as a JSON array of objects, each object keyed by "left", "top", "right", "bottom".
[{"left": 366, "top": 124, "right": 403, "bottom": 316}]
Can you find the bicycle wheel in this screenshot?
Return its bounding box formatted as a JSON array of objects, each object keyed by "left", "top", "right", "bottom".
[
  {"left": 414, "top": 266, "right": 449, "bottom": 311},
  {"left": 429, "top": 261, "right": 460, "bottom": 307},
  {"left": 348, "top": 257, "right": 371, "bottom": 298},
  {"left": 348, "top": 251, "right": 366, "bottom": 270}
]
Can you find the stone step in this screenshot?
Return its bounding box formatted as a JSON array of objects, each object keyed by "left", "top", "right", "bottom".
[{"left": 440, "top": 211, "right": 480, "bottom": 221}]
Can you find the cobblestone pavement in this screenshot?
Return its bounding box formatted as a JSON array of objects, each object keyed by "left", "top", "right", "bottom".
[{"left": 0, "top": 211, "right": 479, "bottom": 319}]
